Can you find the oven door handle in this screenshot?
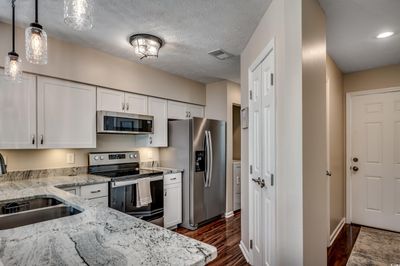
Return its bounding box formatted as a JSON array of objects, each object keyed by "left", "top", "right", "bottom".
[{"left": 111, "top": 175, "right": 164, "bottom": 188}]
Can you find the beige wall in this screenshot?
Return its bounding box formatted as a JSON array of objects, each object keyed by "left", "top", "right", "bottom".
[
  {"left": 0, "top": 22, "right": 205, "bottom": 104},
  {"left": 327, "top": 56, "right": 345, "bottom": 236},
  {"left": 0, "top": 22, "right": 206, "bottom": 172},
  {"left": 344, "top": 64, "right": 400, "bottom": 92},
  {"left": 241, "top": 0, "right": 304, "bottom": 264},
  {"left": 205, "top": 80, "right": 241, "bottom": 214},
  {"left": 302, "top": 0, "right": 328, "bottom": 265}
]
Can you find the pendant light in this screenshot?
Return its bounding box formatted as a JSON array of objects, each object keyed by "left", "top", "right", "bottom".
[
  {"left": 25, "top": 0, "right": 48, "bottom": 65},
  {"left": 64, "top": 0, "right": 94, "bottom": 31},
  {"left": 4, "top": 0, "right": 22, "bottom": 82},
  {"left": 129, "top": 34, "right": 164, "bottom": 59}
]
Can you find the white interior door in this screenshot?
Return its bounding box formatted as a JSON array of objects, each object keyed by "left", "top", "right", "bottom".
[
  {"left": 249, "top": 47, "right": 276, "bottom": 266},
  {"left": 350, "top": 89, "right": 400, "bottom": 232}
]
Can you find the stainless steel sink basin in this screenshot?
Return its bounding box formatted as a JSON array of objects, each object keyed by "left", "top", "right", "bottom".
[{"left": 0, "top": 197, "right": 82, "bottom": 230}]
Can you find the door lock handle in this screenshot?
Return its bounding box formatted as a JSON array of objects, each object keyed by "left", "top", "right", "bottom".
[
  {"left": 252, "top": 177, "right": 261, "bottom": 185},
  {"left": 260, "top": 179, "right": 266, "bottom": 188},
  {"left": 351, "top": 166, "right": 359, "bottom": 172}
]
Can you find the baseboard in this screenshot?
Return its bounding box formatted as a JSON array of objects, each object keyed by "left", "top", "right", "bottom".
[
  {"left": 224, "top": 211, "right": 234, "bottom": 218},
  {"left": 329, "top": 217, "right": 346, "bottom": 247},
  {"left": 239, "top": 240, "right": 251, "bottom": 264}
]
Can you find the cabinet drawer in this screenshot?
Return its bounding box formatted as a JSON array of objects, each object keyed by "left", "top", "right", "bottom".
[
  {"left": 63, "top": 186, "right": 80, "bottom": 195},
  {"left": 80, "top": 183, "right": 108, "bottom": 199},
  {"left": 164, "top": 173, "right": 182, "bottom": 185},
  {"left": 88, "top": 196, "right": 109, "bottom": 207}
]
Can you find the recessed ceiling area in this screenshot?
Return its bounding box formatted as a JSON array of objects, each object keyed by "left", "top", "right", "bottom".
[
  {"left": 319, "top": 0, "right": 400, "bottom": 73},
  {"left": 0, "top": 0, "right": 272, "bottom": 84}
]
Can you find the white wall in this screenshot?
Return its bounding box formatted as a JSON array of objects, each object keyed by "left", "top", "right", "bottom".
[{"left": 240, "top": 0, "right": 304, "bottom": 264}]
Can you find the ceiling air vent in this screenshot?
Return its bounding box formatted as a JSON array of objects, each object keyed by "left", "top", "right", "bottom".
[{"left": 208, "top": 49, "right": 234, "bottom": 60}]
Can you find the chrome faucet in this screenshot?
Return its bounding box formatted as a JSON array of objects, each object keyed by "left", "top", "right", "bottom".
[{"left": 0, "top": 153, "right": 7, "bottom": 176}]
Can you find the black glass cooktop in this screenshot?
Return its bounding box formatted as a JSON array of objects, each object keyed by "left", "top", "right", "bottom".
[
  {"left": 88, "top": 163, "right": 163, "bottom": 181},
  {"left": 99, "top": 169, "right": 163, "bottom": 178}
]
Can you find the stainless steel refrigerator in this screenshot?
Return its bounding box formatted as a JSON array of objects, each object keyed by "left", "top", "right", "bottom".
[{"left": 160, "top": 117, "right": 226, "bottom": 230}]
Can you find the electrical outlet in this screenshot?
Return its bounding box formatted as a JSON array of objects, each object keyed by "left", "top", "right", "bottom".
[{"left": 66, "top": 153, "right": 75, "bottom": 164}]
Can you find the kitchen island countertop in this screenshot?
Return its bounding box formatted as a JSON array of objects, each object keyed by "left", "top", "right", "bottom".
[{"left": 0, "top": 174, "right": 217, "bottom": 266}]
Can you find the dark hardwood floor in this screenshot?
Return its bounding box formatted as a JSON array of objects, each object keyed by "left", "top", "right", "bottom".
[
  {"left": 176, "top": 211, "right": 249, "bottom": 266},
  {"left": 328, "top": 224, "right": 361, "bottom": 266}
]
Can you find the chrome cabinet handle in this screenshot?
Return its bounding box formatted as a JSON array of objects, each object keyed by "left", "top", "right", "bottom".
[
  {"left": 40, "top": 135, "right": 44, "bottom": 145},
  {"left": 170, "top": 177, "right": 177, "bottom": 180},
  {"left": 90, "top": 190, "right": 101, "bottom": 194},
  {"left": 126, "top": 103, "right": 129, "bottom": 111},
  {"left": 149, "top": 136, "right": 153, "bottom": 144},
  {"left": 32, "top": 135, "right": 35, "bottom": 145},
  {"left": 122, "top": 102, "right": 125, "bottom": 111}
]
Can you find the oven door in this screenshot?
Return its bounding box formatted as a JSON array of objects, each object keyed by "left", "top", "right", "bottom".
[
  {"left": 97, "top": 111, "right": 154, "bottom": 134},
  {"left": 110, "top": 176, "right": 164, "bottom": 226}
]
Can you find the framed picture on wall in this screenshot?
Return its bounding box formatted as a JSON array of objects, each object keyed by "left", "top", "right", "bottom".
[{"left": 241, "top": 107, "right": 248, "bottom": 129}]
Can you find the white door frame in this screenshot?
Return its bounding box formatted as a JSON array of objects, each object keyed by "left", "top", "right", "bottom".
[
  {"left": 345, "top": 86, "right": 400, "bottom": 223},
  {"left": 247, "top": 38, "right": 276, "bottom": 265}
]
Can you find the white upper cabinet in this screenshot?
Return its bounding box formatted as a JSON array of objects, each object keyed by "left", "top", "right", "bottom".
[
  {"left": 167, "top": 100, "right": 204, "bottom": 119},
  {"left": 125, "top": 93, "right": 148, "bottom": 115},
  {"left": 37, "top": 77, "right": 96, "bottom": 149},
  {"left": 0, "top": 73, "right": 37, "bottom": 149},
  {"left": 187, "top": 104, "right": 204, "bottom": 118},
  {"left": 97, "top": 88, "right": 148, "bottom": 115},
  {"left": 97, "top": 88, "right": 125, "bottom": 112},
  {"left": 148, "top": 97, "right": 168, "bottom": 147}
]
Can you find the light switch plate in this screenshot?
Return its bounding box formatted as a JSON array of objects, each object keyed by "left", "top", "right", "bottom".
[{"left": 66, "top": 153, "right": 75, "bottom": 164}]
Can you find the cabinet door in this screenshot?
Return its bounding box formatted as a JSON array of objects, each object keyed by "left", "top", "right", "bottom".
[
  {"left": 97, "top": 87, "right": 125, "bottom": 112},
  {"left": 0, "top": 73, "right": 37, "bottom": 149},
  {"left": 187, "top": 104, "right": 204, "bottom": 118},
  {"left": 125, "top": 93, "right": 148, "bottom": 115},
  {"left": 147, "top": 97, "right": 168, "bottom": 147},
  {"left": 167, "top": 101, "right": 188, "bottom": 119},
  {"left": 37, "top": 77, "right": 96, "bottom": 148},
  {"left": 164, "top": 183, "right": 182, "bottom": 228}
]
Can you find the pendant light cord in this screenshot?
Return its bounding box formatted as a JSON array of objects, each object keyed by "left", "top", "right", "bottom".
[
  {"left": 12, "top": 0, "right": 16, "bottom": 53},
  {"left": 35, "top": 0, "right": 38, "bottom": 23}
]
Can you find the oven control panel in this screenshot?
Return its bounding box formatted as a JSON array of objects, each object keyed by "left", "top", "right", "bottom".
[{"left": 89, "top": 151, "right": 139, "bottom": 166}]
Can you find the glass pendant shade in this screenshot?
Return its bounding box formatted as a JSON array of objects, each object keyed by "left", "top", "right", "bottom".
[
  {"left": 4, "top": 52, "right": 22, "bottom": 82},
  {"left": 64, "top": 0, "right": 94, "bottom": 31},
  {"left": 25, "top": 24, "right": 48, "bottom": 65},
  {"left": 129, "top": 34, "right": 163, "bottom": 59}
]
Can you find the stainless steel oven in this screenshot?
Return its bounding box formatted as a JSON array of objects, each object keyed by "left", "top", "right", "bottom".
[
  {"left": 88, "top": 151, "right": 164, "bottom": 226},
  {"left": 97, "top": 111, "right": 153, "bottom": 135}
]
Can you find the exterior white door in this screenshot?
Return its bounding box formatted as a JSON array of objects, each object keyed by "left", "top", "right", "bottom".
[
  {"left": 97, "top": 87, "right": 125, "bottom": 112},
  {"left": 125, "top": 93, "right": 148, "bottom": 115},
  {"left": 249, "top": 48, "right": 276, "bottom": 266},
  {"left": 37, "top": 77, "right": 96, "bottom": 149},
  {"left": 350, "top": 89, "right": 400, "bottom": 232},
  {"left": 0, "top": 73, "right": 37, "bottom": 149}
]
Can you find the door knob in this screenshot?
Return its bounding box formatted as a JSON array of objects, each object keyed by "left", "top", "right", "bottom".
[
  {"left": 260, "top": 179, "right": 266, "bottom": 188},
  {"left": 252, "top": 177, "right": 261, "bottom": 185},
  {"left": 352, "top": 157, "right": 359, "bottom": 163},
  {"left": 351, "top": 166, "right": 359, "bottom": 172}
]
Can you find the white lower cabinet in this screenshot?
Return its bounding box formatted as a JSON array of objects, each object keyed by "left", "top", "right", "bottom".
[
  {"left": 62, "top": 183, "right": 109, "bottom": 207},
  {"left": 164, "top": 173, "right": 182, "bottom": 229}
]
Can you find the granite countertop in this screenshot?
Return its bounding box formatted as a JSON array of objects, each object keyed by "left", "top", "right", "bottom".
[
  {"left": 141, "top": 167, "right": 184, "bottom": 175},
  {"left": 0, "top": 175, "right": 217, "bottom": 266}
]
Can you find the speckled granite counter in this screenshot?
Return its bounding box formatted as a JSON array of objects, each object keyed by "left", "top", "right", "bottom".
[
  {"left": 141, "top": 167, "right": 183, "bottom": 175},
  {"left": 0, "top": 175, "right": 217, "bottom": 266}
]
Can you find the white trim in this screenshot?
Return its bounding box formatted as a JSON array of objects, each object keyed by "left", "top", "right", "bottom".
[
  {"left": 224, "top": 211, "right": 234, "bottom": 219},
  {"left": 345, "top": 86, "right": 400, "bottom": 223},
  {"left": 328, "top": 218, "right": 345, "bottom": 247},
  {"left": 239, "top": 241, "right": 251, "bottom": 264},
  {"left": 249, "top": 39, "right": 275, "bottom": 72}
]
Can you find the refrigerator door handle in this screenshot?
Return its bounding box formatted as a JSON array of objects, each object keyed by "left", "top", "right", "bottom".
[
  {"left": 204, "top": 131, "right": 210, "bottom": 188},
  {"left": 207, "top": 130, "right": 213, "bottom": 187}
]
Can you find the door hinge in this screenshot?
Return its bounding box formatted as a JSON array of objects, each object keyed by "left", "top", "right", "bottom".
[
  {"left": 249, "top": 90, "right": 253, "bottom": 100},
  {"left": 271, "top": 173, "right": 274, "bottom": 186},
  {"left": 250, "top": 240, "right": 253, "bottom": 249},
  {"left": 271, "top": 73, "right": 274, "bottom": 86},
  {"left": 250, "top": 165, "right": 253, "bottom": 174}
]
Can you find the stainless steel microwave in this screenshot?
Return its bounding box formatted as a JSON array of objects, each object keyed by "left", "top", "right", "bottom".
[{"left": 97, "top": 111, "right": 154, "bottom": 135}]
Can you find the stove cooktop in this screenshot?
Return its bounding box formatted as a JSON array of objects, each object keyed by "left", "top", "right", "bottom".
[{"left": 95, "top": 169, "right": 163, "bottom": 180}]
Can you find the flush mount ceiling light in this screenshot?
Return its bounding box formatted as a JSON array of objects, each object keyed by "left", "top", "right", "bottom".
[
  {"left": 64, "top": 0, "right": 94, "bottom": 31},
  {"left": 25, "top": 0, "right": 48, "bottom": 65},
  {"left": 4, "top": 0, "right": 22, "bottom": 82},
  {"left": 129, "top": 34, "right": 164, "bottom": 59},
  {"left": 376, "top": 31, "right": 395, "bottom": 39}
]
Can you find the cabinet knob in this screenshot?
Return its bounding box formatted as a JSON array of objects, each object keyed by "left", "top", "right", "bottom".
[
  {"left": 126, "top": 103, "right": 129, "bottom": 111},
  {"left": 40, "top": 135, "right": 44, "bottom": 145},
  {"left": 122, "top": 103, "right": 125, "bottom": 111},
  {"left": 32, "top": 135, "right": 35, "bottom": 145}
]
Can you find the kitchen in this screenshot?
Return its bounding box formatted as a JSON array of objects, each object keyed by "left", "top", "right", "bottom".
[{"left": 0, "top": 0, "right": 249, "bottom": 265}]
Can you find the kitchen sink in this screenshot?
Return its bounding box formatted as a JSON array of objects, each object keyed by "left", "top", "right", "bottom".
[{"left": 0, "top": 196, "right": 82, "bottom": 230}]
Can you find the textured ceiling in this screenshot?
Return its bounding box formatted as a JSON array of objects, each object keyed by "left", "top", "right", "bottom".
[
  {"left": 0, "top": 0, "right": 272, "bottom": 84},
  {"left": 319, "top": 0, "right": 400, "bottom": 73}
]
